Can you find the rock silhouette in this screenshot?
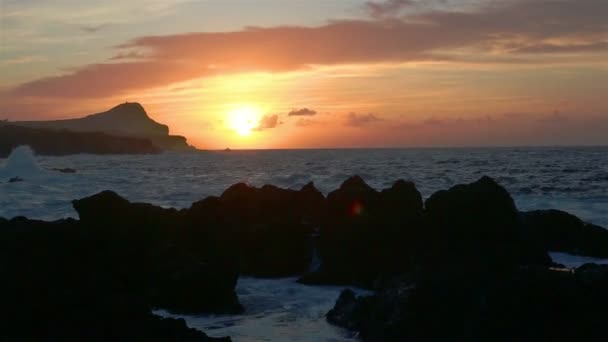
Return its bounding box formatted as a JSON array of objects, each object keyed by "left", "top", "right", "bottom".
[
  {"left": 0, "top": 103, "right": 193, "bottom": 156},
  {"left": 423, "top": 176, "right": 551, "bottom": 273},
  {"left": 523, "top": 209, "right": 608, "bottom": 258},
  {"left": 1, "top": 175, "right": 607, "bottom": 341},
  {"left": 327, "top": 264, "right": 608, "bottom": 341},
  {"left": 0, "top": 124, "right": 161, "bottom": 157},
  {"left": 0, "top": 217, "right": 232, "bottom": 341},
  {"left": 301, "top": 176, "right": 425, "bottom": 287}
]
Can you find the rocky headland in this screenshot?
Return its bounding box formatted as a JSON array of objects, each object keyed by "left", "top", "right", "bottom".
[{"left": 0, "top": 103, "right": 193, "bottom": 157}]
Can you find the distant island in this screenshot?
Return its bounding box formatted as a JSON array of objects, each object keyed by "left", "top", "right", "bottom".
[{"left": 0, "top": 102, "right": 194, "bottom": 157}]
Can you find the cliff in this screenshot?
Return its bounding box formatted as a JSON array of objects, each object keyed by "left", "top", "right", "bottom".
[
  {"left": 0, "top": 124, "right": 161, "bottom": 157},
  {"left": 7, "top": 103, "right": 194, "bottom": 152}
]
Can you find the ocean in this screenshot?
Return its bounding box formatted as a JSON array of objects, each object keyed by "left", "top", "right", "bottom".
[{"left": 1, "top": 146, "right": 607, "bottom": 341}]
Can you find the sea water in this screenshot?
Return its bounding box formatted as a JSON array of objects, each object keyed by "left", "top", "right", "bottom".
[{"left": 1, "top": 146, "right": 607, "bottom": 341}]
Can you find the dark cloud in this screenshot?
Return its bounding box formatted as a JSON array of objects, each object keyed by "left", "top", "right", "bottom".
[
  {"left": 288, "top": 108, "right": 317, "bottom": 116},
  {"left": 9, "top": 0, "right": 608, "bottom": 99},
  {"left": 80, "top": 23, "right": 109, "bottom": 33},
  {"left": 365, "top": 0, "right": 414, "bottom": 17},
  {"left": 513, "top": 42, "right": 608, "bottom": 54},
  {"left": 346, "top": 112, "right": 383, "bottom": 127},
  {"left": 254, "top": 114, "right": 279, "bottom": 131}
]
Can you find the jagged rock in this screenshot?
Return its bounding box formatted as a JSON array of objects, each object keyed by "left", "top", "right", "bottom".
[
  {"left": 423, "top": 176, "right": 551, "bottom": 272},
  {"left": 4, "top": 176, "right": 608, "bottom": 342},
  {"left": 52, "top": 167, "right": 77, "bottom": 173},
  {"left": 303, "top": 176, "right": 424, "bottom": 287},
  {"left": 0, "top": 217, "right": 231, "bottom": 341},
  {"left": 328, "top": 266, "right": 608, "bottom": 341},
  {"left": 522, "top": 209, "right": 608, "bottom": 258},
  {"left": 72, "top": 191, "right": 242, "bottom": 314},
  {"left": 575, "top": 263, "right": 608, "bottom": 284},
  {"left": 216, "top": 183, "right": 318, "bottom": 277}
]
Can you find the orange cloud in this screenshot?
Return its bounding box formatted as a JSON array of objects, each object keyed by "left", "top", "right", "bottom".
[
  {"left": 8, "top": 0, "right": 608, "bottom": 100},
  {"left": 288, "top": 108, "right": 317, "bottom": 116},
  {"left": 254, "top": 114, "right": 279, "bottom": 131},
  {"left": 345, "top": 112, "right": 384, "bottom": 127}
]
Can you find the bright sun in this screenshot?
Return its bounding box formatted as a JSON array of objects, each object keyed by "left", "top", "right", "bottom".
[{"left": 228, "top": 106, "right": 259, "bottom": 136}]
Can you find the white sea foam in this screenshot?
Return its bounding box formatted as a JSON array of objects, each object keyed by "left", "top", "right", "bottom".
[
  {"left": 155, "top": 277, "right": 370, "bottom": 342},
  {"left": 0, "top": 146, "right": 44, "bottom": 179}
]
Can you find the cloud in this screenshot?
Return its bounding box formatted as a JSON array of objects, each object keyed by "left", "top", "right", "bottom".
[
  {"left": 388, "top": 113, "right": 608, "bottom": 146},
  {"left": 0, "top": 55, "right": 47, "bottom": 65},
  {"left": 110, "top": 51, "right": 147, "bottom": 60},
  {"left": 8, "top": 0, "right": 608, "bottom": 99},
  {"left": 513, "top": 42, "right": 608, "bottom": 54},
  {"left": 537, "top": 111, "right": 569, "bottom": 123},
  {"left": 423, "top": 117, "right": 444, "bottom": 125},
  {"left": 295, "top": 118, "right": 319, "bottom": 127},
  {"left": 288, "top": 108, "right": 317, "bottom": 116},
  {"left": 345, "top": 112, "right": 383, "bottom": 127},
  {"left": 80, "top": 23, "right": 109, "bottom": 33},
  {"left": 502, "top": 112, "right": 529, "bottom": 119},
  {"left": 254, "top": 114, "right": 279, "bottom": 131},
  {"left": 365, "top": 0, "right": 414, "bottom": 17}
]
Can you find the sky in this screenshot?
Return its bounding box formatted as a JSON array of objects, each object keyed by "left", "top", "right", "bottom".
[{"left": 1, "top": 0, "right": 607, "bottom": 149}]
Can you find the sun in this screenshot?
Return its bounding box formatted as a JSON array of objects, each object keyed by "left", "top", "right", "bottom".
[{"left": 228, "top": 106, "right": 260, "bottom": 136}]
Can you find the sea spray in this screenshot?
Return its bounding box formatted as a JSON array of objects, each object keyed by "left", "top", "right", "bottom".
[{"left": 0, "top": 146, "right": 44, "bottom": 180}]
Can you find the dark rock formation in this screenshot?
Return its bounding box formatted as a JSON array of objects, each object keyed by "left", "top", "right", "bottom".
[
  {"left": 300, "top": 176, "right": 424, "bottom": 287},
  {"left": 326, "top": 289, "right": 373, "bottom": 331},
  {"left": 14, "top": 103, "right": 170, "bottom": 136},
  {"left": 327, "top": 265, "right": 608, "bottom": 341},
  {"left": 207, "top": 182, "right": 325, "bottom": 277},
  {"left": 325, "top": 176, "right": 607, "bottom": 341},
  {"left": 0, "top": 124, "right": 161, "bottom": 157},
  {"left": 423, "top": 176, "right": 551, "bottom": 272},
  {"left": 1, "top": 102, "right": 194, "bottom": 155},
  {"left": 0, "top": 217, "right": 231, "bottom": 341},
  {"left": 2, "top": 175, "right": 607, "bottom": 341},
  {"left": 72, "top": 191, "right": 242, "bottom": 314},
  {"left": 523, "top": 209, "right": 608, "bottom": 258}
]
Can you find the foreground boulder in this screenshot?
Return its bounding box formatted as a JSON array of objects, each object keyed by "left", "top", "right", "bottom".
[
  {"left": 301, "top": 176, "right": 424, "bottom": 287},
  {"left": 523, "top": 209, "right": 608, "bottom": 257},
  {"left": 204, "top": 182, "right": 324, "bottom": 277},
  {"left": 423, "top": 176, "right": 551, "bottom": 272},
  {"left": 73, "top": 191, "right": 242, "bottom": 314},
  {"left": 327, "top": 265, "right": 608, "bottom": 341},
  {"left": 0, "top": 217, "right": 231, "bottom": 341},
  {"left": 325, "top": 176, "right": 607, "bottom": 341}
]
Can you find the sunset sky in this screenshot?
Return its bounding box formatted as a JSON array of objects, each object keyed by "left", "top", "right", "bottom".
[{"left": 1, "top": 0, "right": 607, "bottom": 149}]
